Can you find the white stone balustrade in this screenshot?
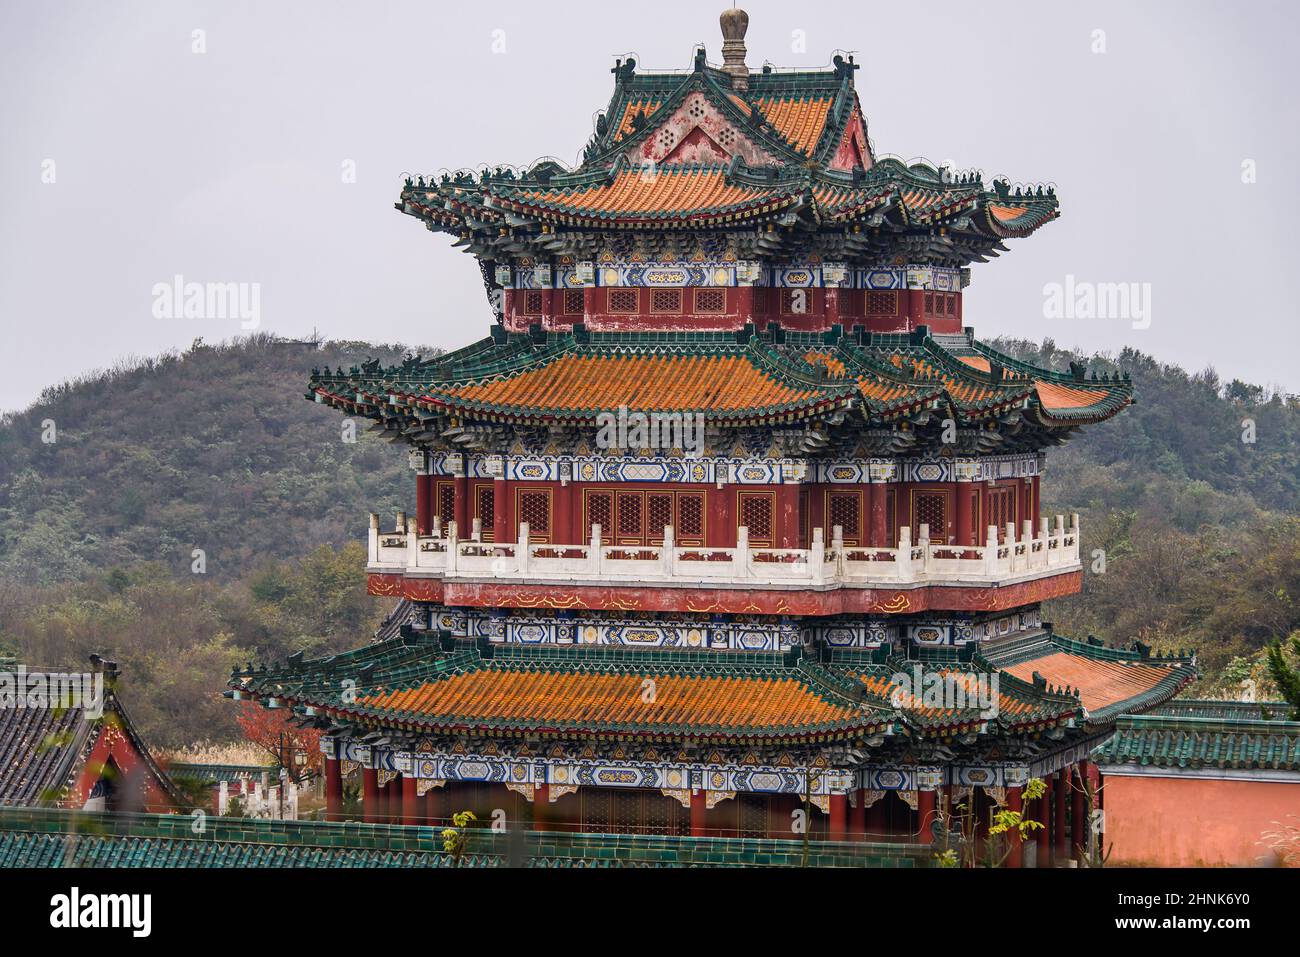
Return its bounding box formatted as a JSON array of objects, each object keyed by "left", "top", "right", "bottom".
[{"left": 366, "top": 511, "right": 1082, "bottom": 588}]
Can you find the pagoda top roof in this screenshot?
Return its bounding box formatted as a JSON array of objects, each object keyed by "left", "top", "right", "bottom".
[
  {"left": 309, "top": 326, "right": 1131, "bottom": 452},
  {"left": 398, "top": 15, "right": 1058, "bottom": 259}
]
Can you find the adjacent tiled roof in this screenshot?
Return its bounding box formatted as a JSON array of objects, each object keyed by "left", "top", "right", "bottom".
[
  {"left": 0, "top": 807, "right": 931, "bottom": 868},
  {"left": 1093, "top": 701, "right": 1300, "bottom": 773},
  {"left": 167, "top": 763, "right": 272, "bottom": 786},
  {"left": 0, "top": 702, "right": 93, "bottom": 807},
  {"left": 308, "top": 327, "right": 1132, "bottom": 433},
  {"left": 0, "top": 669, "right": 185, "bottom": 809},
  {"left": 981, "top": 632, "right": 1198, "bottom": 724}
]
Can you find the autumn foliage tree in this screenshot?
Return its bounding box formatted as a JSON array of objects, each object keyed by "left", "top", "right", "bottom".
[{"left": 235, "top": 702, "right": 322, "bottom": 782}]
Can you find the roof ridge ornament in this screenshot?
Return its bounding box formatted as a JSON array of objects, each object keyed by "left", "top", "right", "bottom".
[{"left": 719, "top": 6, "right": 750, "bottom": 91}]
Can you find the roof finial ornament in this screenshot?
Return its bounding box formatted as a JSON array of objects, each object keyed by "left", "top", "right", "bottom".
[{"left": 719, "top": 5, "right": 750, "bottom": 91}]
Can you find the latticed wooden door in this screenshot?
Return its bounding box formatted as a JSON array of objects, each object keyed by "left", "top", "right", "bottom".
[
  {"left": 737, "top": 491, "right": 775, "bottom": 546},
  {"left": 826, "top": 490, "right": 863, "bottom": 544}
]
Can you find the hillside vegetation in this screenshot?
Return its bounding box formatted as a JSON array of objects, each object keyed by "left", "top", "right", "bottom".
[{"left": 0, "top": 334, "right": 1296, "bottom": 745}]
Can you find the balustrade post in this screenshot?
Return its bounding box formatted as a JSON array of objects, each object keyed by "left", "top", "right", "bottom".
[
  {"left": 368, "top": 513, "right": 379, "bottom": 565},
  {"left": 445, "top": 521, "right": 459, "bottom": 574},
  {"left": 406, "top": 522, "right": 418, "bottom": 570},
  {"left": 662, "top": 525, "right": 675, "bottom": 577},
  {"left": 896, "top": 526, "right": 914, "bottom": 582},
  {"left": 432, "top": 515, "right": 442, "bottom": 539},
  {"left": 736, "top": 526, "right": 750, "bottom": 578},
  {"left": 517, "top": 522, "right": 530, "bottom": 575},
  {"left": 471, "top": 517, "right": 482, "bottom": 542},
  {"left": 984, "top": 525, "right": 999, "bottom": 576},
  {"left": 396, "top": 510, "right": 407, "bottom": 534},
  {"left": 831, "top": 524, "right": 845, "bottom": 578},
  {"left": 809, "top": 527, "right": 825, "bottom": 583},
  {"left": 918, "top": 523, "right": 931, "bottom": 574},
  {"left": 590, "top": 524, "right": 603, "bottom": 576},
  {"left": 1070, "top": 513, "right": 1081, "bottom": 562}
]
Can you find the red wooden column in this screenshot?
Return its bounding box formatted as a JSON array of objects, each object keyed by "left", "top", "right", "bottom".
[
  {"left": 1072, "top": 761, "right": 1090, "bottom": 862},
  {"left": 362, "top": 768, "right": 380, "bottom": 824},
  {"left": 555, "top": 480, "right": 574, "bottom": 545},
  {"left": 1035, "top": 776, "right": 1052, "bottom": 868},
  {"left": 916, "top": 788, "right": 937, "bottom": 844},
  {"left": 533, "top": 783, "right": 550, "bottom": 832},
  {"left": 777, "top": 481, "right": 801, "bottom": 549},
  {"left": 1005, "top": 785, "right": 1024, "bottom": 868},
  {"left": 828, "top": 792, "right": 848, "bottom": 842},
  {"left": 324, "top": 757, "right": 343, "bottom": 821},
  {"left": 690, "top": 790, "right": 708, "bottom": 837},
  {"left": 493, "top": 479, "right": 510, "bottom": 545},
  {"left": 1054, "top": 768, "right": 1069, "bottom": 863},
  {"left": 849, "top": 790, "right": 867, "bottom": 840},
  {"left": 402, "top": 775, "right": 420, "bottom": 826},
  {"left": 415, "top": 473, "right": 432, "bottom": 535},
  {"left": 868, "top": 480, "right": 888, "bottom": 547},
  {"left": 453, "top": 473, "right": 469, "bottom": 536},
  {"left": 733, "top": 285, "right": 754, "bottom": 324},
  {"left": 955, "top": 480, "right": 974, "bottom": 549}
]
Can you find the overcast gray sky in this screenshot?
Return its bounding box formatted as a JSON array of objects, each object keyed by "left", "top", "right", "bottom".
[{"left": 2, "top": 0, "right": 1296, "bottom": 413}]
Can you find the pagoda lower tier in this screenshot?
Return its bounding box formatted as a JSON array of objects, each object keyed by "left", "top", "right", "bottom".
[{"left": 230, "top": 627, "right": 1196, "bottom": 866}]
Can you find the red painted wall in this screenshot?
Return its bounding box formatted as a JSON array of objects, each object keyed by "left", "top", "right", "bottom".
[
  {"left": 70, "top": 716, "right": 176, "bottom": 814},
  {"left": 1102, "top": 773, "right": 1299, "bottom": 867}
]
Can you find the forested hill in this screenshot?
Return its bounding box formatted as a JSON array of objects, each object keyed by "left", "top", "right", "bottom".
[
  {"left": 0, "top": 334, "right": 1296, "bottom": 746},
  {"left": 0, "top": 335, "right": 432, "bottom": 585}
]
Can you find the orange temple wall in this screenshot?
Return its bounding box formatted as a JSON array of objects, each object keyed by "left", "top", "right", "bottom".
[{"left": 1102, "top": 774, "right": 1298, "bottom": 867}]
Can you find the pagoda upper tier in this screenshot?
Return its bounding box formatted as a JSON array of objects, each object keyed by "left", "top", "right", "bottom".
[
  {"left": 398, "top": 37, "right": 1059, "bottom": 276},
  {"left": 310, "top": 326, "right": 1131, "bottom": 456}
]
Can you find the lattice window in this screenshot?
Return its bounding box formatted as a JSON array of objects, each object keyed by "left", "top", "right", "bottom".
[
  {"left": 474, "top": 484, "right": 495, "bottom": 542},
  {"left": 522, "top": 291, "right": 544, "bottom": 315},
  {"left": 924, "top": 292, "right": 935, "bottom": 316},
  {"left": 517, "top": 490, "right": 551, "bottom": 539},
  {"left": 677, "top": 492, "right": 704, "bottom": 540},
  {"left": 987, "top": 487, "right": 1016, "bottom": 542},
  {"left": 436, "top": 483, "right": 456, "bottom": 525},
  {"left": 866, "top": 290, "right": 896, "bottom": 316},
  {"left": 694, "top": 288, "right": 725, "bottom": 314},
  {"left": 563, "top": 289, "right": 585, "bottom": 315},
  {"left": 648, "top": 493, "right": 673, "bottom": 541},
  {"left": 718, "top": 127, "right": 737, "bottom": 148},
  {"left": 585, "top": 492, "right": 612, "bottom": 541},
  {"left": 650, "top": 289, "right": 681, "bottom": 314},
  {"left": 914, "top": 492, "right": 947, "bottom": 542},
  {"left": 687, "top": 97, "right": 707, "bottom": 120},
  {"left": 656, "top": 128, "right": 676, "bottom": 151},
  {"left": 828, "top": 491, "right": 862, "bottom": 544},
  {"left": 608, "top": 289, "right": 638, "bottom": 313},
  {"left": 781, "top": 288, "right": 810, "bottom": 315},
  {"left": 945, "top": 294, "right": 957, "bottom": 315},
  {"left": 738, "top": 492, "right": 774, "bottom": 545},
  {"left": 617, "top": 492, "right": 644, "bottom": 539}
]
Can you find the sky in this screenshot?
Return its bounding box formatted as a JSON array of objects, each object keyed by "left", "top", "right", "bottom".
[{"left": 1, "top": 0, "right": 1297, "bottom": 413}]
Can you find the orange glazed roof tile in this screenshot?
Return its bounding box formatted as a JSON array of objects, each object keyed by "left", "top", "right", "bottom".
[
  {"left": 754, "top": 96, "right": 834, "bottom": 155},
  {"left": 358, "top": 667, "right": 870, "bottom": 736},
  {"left": 1001, "top": 652, "right": 1178, "bottom": 715},
  {"left": 422, "top": 352, "right": 843, "bottom": 417},
  {"left": 1034, "top": 381, "right": 1112, "bottom": 412},
  {"left": 506, "top": 167, "right": 800, "bottom": 223}
]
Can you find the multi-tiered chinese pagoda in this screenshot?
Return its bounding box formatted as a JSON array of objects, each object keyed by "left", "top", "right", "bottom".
[{"left": 232, "top": 11, "right": 1195, "bottom": 866}]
